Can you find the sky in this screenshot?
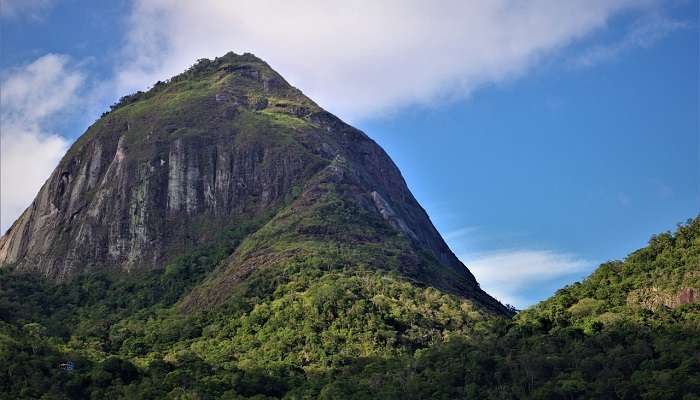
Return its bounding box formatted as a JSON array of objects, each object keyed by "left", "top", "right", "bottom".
[{"left": 1, "top": 0, "right": 698, "bottom": 308}]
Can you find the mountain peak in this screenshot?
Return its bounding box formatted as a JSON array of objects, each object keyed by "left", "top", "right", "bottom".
[
  {"left": 106, "top": 51, "right": 316, "bottom": 118},
  {"left": 0, "top": 52, "right": 509, "bottom": 315}
]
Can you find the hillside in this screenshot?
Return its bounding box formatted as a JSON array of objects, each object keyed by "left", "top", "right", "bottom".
[
  {"left": 518, "top": 216, "right": 699, "bottom": 331},
  {"left": 1, "top": 216, "right": 696, "bottom": 399},
  {"left": 298, "top": 217, "right": 700, "bottom": 399}
]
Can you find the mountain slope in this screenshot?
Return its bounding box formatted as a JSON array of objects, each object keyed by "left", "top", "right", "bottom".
[
  {"left": 308, "top": 216, "right": 700, "bottom": 399},
  {"left": 0, "top": 52, "right": 505, "bottom": 314},
  {"left": 518, "top": 216, "right": 699, "bottom": 331},
  {"left": 1, "top": 214, "right": 696, "bottom": 399}
]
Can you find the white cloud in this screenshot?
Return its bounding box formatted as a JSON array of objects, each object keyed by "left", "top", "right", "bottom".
[
  {"left": 0, "top": 0, "right": 53, "bottom": 19},
  {"left": 117, "top": 0, "right": 653, "bottom": 121},
  {"left": 1, "top": 54, "right": 82, "bottom": 233},
  {"left": 572, "top": 12, "right": 687, "bottom": 67},
  {"left": 443, "top": 226, "right": 480, "bottom": 242},
  {"left": 462, "top": 249, "right": 592, "bottom": 309}
]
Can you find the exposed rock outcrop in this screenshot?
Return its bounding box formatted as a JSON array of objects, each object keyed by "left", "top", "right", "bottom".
[
  {"left": 0, "top": 51, "right": 499, "bottom": 311},
  {"left": 628, "top": 287, "right": 699, "bottom": 310}
]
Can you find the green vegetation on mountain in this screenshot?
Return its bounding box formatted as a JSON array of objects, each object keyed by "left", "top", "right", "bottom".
[
  {"left": 0, "top": 254, "right": 495, "bottom": 399},
  {"left": 1, "top": 217, "right": 697, "bottom": 399},
  {"left": 0, "top": 53, "right": 697, "bottom": 399},
  {"left": 318, "top": 217, "right": 700, "bottom": 400}
]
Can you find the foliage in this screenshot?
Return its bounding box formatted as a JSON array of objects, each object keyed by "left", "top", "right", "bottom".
[{"left": 1, "top": 211, "right": 698, "bottom": 399}]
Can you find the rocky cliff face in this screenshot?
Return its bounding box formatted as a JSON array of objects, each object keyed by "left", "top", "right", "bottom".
[
  {"left": 0, "top": 52, "right": 505, "bottom": 313},
  {"left": 628, "top": 286, "right": 699, "bottom": 309}
]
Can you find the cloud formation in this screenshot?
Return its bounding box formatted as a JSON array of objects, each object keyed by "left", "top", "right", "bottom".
[
  {"left": 0, "top": 1, "right": 678, "bottom": 239},
  {"left": 1, "top": 54, "right": 82, "bottom": 232},
  {"left": 573, "top": 12, "right": 687, "bottom": 67},
  {"left": 0, "top": 0, "right": 53, "bottom": 19},
  {"left": 463, "top": 249, "right": 592, "bottom": 308},
  {"left": 118, "top": 0, "right": 649, "bottom": 120}
]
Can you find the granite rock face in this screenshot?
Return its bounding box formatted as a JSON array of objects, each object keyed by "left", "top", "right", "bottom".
[
  {"left": 628, "top": 286, "right": 699, "bottom": 310},
  {"left": 0, "top": 52, "right": 502, "bottom": 311}
]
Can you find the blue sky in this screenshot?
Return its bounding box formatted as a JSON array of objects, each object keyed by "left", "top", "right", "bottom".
[{"left": 1, "top": 0, "right": 698, "bottom": 308}]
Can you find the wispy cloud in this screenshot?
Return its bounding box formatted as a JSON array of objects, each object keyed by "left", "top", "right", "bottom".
[
  {"left": 116, "top": 0, "right": 653, "bottom": 121},
  {"left": 572, "top": 13, "right": 687, "bottom": 68},
  {"left": 443, "top": 226, "right": 480, "bottom": 242},
  {"left": 0, "top": 1, "right": 683, "bottom": 237},
  {"left": 1, "top": 54, "right": 83, "bottom": 232},
  {"left": 0, "top": 0, "right": 53, "bottom": 19},
  {"left": 461, "top": 249, "right": 593, "bottom": 309}
]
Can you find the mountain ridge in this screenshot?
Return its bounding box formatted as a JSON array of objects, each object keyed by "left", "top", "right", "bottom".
[{"left": 0, "top": 51, "right": 507, "bottom": 314}]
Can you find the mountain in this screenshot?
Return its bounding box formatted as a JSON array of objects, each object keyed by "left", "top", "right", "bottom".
[
  {"left": 0, "top": 52, "right": 696, "bottom": 399},
  {"left": 0, "top": 52, "right": 505, "bottom": 314}
]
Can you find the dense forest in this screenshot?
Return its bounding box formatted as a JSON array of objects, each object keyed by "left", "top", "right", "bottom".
[{"left": 1, "top": 217, "right": 698, "bottom": 399}]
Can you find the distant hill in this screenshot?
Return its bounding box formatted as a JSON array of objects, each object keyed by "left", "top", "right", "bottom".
[
  {"left": 303, "top": 217, "right": 699, "bottom": 399},
  {"left": 519, "top": 216, "right": 699, "bottom": 330}
]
